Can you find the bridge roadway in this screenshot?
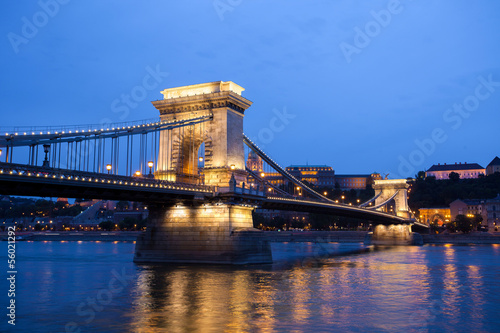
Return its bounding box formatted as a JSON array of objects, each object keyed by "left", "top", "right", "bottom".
[
  {"left": 0, "top": 162, "right": 422, "bottom": 226},
  {"left": 0, "top": 162, "right": 213, "bottom": 203},
  {"left": 262, "top": 197, "right": 411, "bottom": 225}
]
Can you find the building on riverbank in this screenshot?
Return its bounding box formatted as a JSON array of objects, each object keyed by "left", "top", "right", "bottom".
[
  {"left": 418, "top": 207, "right": 451, "bottom": 227},
  {"left": 449, "top": 198, "right": 488, "bottom": 229},
  {"left": 485, "top": 194, "right": 500, "bottom": 232},
  {"left": 425, "top": 162, "right": 485, "bottom": 179}
]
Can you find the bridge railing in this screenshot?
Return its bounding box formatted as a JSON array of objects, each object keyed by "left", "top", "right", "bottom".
[
  {"left": 0, "top": 117, "right": 161, "bottom": 135},
  {"left": 0, "top": 162, "right": 214, "bottom": 193}
]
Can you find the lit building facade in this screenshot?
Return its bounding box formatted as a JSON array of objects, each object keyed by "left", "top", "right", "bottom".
[
  {"left": 246, "top": 151, "right": 263, "bottom": 172},
  {"left": 285, "top": 165, "right": 335, "bottom": 187},
  {"left": 418, "top": 207, "right": 451, "bottom": 226},
  {"left": 335, "top": 173, "right": 382, "bottom": 190},
  {"left": 426, "top": 162, "right": 485, "bottom": 179}
]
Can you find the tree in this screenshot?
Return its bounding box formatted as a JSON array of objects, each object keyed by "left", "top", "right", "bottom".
[
  {"left": 116, "top": 201, "right": 130, "bottom": 211},
  {"left": 471, "top": 214, "right": 483, "bottom": 231},
  {"left": 449, "top": 172, "right": 460, "bottom": 181},
  {"left": 119, "top": 217, "right": 139, "bottom": 230},
  {"left": 453, "top": 214, "right": 475, "bottom": 233},
  {"left": 99, "top": 220, "right": 115, "bottom": 231}
]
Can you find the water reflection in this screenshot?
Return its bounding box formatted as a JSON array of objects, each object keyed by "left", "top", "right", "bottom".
[
  {"left": 127, "top": 245, "right": 445, "bottom": 332},
  {"left": 4, "top": 242, "right": 500, "bottom": 332}
]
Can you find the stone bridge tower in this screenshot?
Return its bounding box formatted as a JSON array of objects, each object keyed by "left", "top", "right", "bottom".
[
  {"left": 135, "top": 81, "right": 272, "bottom": 265},
  {"left": 372, "top": 179, "right": 411, "bottom": 219},
  {"left": 151, "top": 81, "right": 252, "bottom": 186}
]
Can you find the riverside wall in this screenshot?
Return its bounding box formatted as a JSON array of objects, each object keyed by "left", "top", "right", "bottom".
[{"left": 3, "top": 230, "right": 500, "bottom": 245}]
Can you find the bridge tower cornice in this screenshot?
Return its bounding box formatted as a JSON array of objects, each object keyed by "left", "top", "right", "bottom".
[{"left": 151, "top": 91, "right": 252, "bottom": 116}]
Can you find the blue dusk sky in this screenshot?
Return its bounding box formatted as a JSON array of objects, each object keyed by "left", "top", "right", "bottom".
[{"left": 1, "top": 0, "right": 499, "bottom": 178}]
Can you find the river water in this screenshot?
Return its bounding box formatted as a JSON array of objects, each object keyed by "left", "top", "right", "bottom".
[{"left": 1, "top": 240, "right": 500, "bottom": 332}]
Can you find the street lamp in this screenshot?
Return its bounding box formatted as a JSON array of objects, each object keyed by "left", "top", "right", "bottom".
[
  {"left": 148, "top": 161, "right": 154, "bottom": 177},
  {"left": 230, "top": 164, "right": 236, "bottom": 170},
  {"left": 43, "top": 144, "right": 50, "bottom": 167},
  {"left": 260, "top": 172, "right": 265, "bottom": 178},
  {"left": 323, "top": 191, "right": 328, "bottom": 196},
  {"left": 135, "top": 170, "right": 141, "bottom": 177},
  {"left": 199, "top": 156, "right": 204, "bottom": 162},
  {"left": 106, "top": 164, "right": 112, "bottom": 174}
]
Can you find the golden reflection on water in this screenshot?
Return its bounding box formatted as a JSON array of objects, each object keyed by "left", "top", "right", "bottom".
[
  {"left": 466, "top": 264, "right": 484, "bottom": 329},
  {"left": 124, "top": 245, "right": 496, "bottom": 332},
  {"left": 442, "top": 245, "right": 459, "bottom": 323}
]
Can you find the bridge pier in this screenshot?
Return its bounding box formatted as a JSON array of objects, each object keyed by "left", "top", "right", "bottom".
[
  {"left": 367, "top": 224, "right": 423, "bottom": 245},
  {"left": 134, "top": 202, "right": 272, "bottom": 265}
]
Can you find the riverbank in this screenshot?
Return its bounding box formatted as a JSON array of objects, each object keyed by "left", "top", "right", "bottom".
[
  {"left": 2, "top": 230, "right": 500, "bottom": 244},
  {"left": 422, "top": 232, "right": 500, "bottom": 244},
  {"left": 1, "top": 231, "right": 141, "bottom": 241},
  {"left": 264, "top": 231, "right": 368, "bottom": 243}
]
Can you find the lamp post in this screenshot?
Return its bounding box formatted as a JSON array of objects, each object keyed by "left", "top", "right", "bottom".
[
  {"left": 135, "top": 170, "right": 141, "bottom": 177},
  {"left": 148, "top": 161, "right": 154, "bottom": 178},
  {"left": 341, "top": 195, "right": 345, "bottom": 204},
  {"left": 106, "top": 164, "right": 112, "bottom": 174},
  {"left": 42, "top": 144, "right": 50, "bottom": 167}
]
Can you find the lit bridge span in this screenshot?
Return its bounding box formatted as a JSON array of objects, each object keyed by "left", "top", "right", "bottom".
[{"left": 0, "top": 81, "right": 426, "bottom": 264}]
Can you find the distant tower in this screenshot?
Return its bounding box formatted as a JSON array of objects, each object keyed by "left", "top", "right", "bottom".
[{"left": 246, "top": 150, "right": 263, "bottom": 172}]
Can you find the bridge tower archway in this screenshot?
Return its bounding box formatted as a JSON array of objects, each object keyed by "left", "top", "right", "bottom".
[
  {"left": 372, "top": 179, "right": 411, "bottom": 219},
  {"left": 152, "top": 81, "right": 252, "bottom": 186}
]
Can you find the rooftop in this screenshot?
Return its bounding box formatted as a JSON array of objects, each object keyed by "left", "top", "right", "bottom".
[
  {"left": 287, "top": 165, "right": 332, "bottom": 169},
  {"left": 487, "top": 156, "right": 500, "bottom": 167},
  {"left": 335, "top": 174, "right": 372, "bottom": 178},
  {"left": 427, "top": 162, "right": 484, "bottom": 172}
]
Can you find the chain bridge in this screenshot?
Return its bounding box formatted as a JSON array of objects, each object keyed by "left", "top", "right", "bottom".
[{"left": 0, "top": 81, "right": 427, "bottom": 264}]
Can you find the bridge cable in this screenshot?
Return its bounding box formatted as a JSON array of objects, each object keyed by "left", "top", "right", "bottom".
[
  {"left": 366, "top": 190, "right": 400, "bottom": 210},
  {"left": 242, "top": 134, "right": 336, "bottom": 203}
]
